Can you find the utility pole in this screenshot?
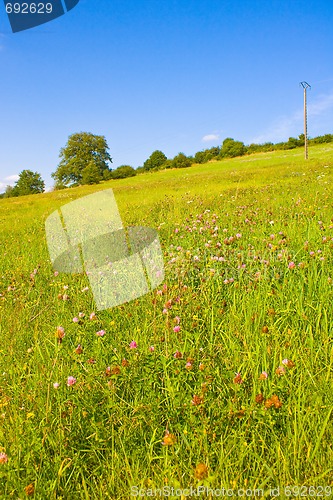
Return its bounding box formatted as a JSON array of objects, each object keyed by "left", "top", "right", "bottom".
[{"left": 300, "top": 81, "right": 311, "bottom": 159}]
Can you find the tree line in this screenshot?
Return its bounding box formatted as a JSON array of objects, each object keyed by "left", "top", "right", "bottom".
[{"left": 1, "top": 131, "right": 333, "bottom": 198}]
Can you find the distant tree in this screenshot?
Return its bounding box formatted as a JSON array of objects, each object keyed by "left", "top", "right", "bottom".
[
  {"left": 172, "top": 153, "right": 192, "bottom": 169},
  {"left": 206, "top": 146, "right": 220, "bottom": 158},
  {"left": 194, "top": 151, "right": 206, "bottom": 164},
  {"left": 161, "top": 160, "right": 173, "bottom": 169},
  {"left": 3, "top": 185, "right": 15, "bottom": 198},
  {"left": 309, "top": 133, "right": 333, "bottom": 145},
  {"left": 286, "top": 137, "right": 299, "bottom": 149},
  {"left": 81, "top": 161, "right": 103, "bottom": 185},
  {"left": 111, "top": 165, "right": 136, "bottom": 179},
  {"left": 143, "top": 150, "right": 167, "bottom": 171},
  {"left": 12, "top": 170, "right": 45, "bottom": 196},
  {"left": 220, "top": 138, "right": 247, "bottom": 158},
  {"left": 103, "top": 168, "right": 113, "bottom": 181},
  {"left": 52, "top": 132, "right": 112, "bottom": 187}
]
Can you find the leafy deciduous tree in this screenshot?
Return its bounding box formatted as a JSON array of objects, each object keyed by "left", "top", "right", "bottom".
[
  {"left": 12, "top": 170, "right": 45, "bottom": 196},
  {"left": 172, "top": 153, "right": 192, "bottom": 169},
  {"left": 52, "top": 132, "right": 112, "bottom": 187},
  {"left": 143, "top": 150, "right": 167, "bottom": 171},
  {"left": 220, "top": 138, "right": 247, "bottom": 158}
]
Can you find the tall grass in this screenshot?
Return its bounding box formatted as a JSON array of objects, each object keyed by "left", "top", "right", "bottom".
[{"left": 0, "top": 144, "right": 332, "bottom": 498}]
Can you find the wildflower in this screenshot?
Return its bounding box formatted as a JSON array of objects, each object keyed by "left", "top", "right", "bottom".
[
  {"left": 54, "top": 271, "right": 59, "bottom": 277},
  {"left": 194, "top": 463, "right": 208, "bottom": 480},
  {"left": 75, "top": 344, "right": 83, "bottom": 354},
  {"left": 62, "top": 294, "right": 69, "bottom": 301},
  {"left": 110, "top": 366, "right": 121, "bottom": 375},
  {"left": 191, "top": 395, "right": 203, "bottom": 405},
  {"left": 264, "top": 398, "right": 274, "bottom": 408},
  {"left": 149, "top": 345, "right": 155, "bottom": 352},
  {"left": 89, "top": 312, "right": 96, "bottom": 320},
  {"left": 129, "top": 341, "right": 137, "bottom": 349},
  {"left": 53, "top": 382, "right": 60, "bottom": 389},
  {"left": 233, "top": 372, "right": 243, "bottom": 384},
  {"left": 259, "top": 371, "right": 268, "bottom": 380},
  {"left": 122, "top": 358, "right": 129, "bottom": 367},
  {"left": 275, "top": 366, "right": 286, "bottom": 376},
  {"left": 255, "top": 394, "right": 264, "bottom": 404},
  {"left": 0, "top": 452, "right": 8, "bottom": 464},
  {"left": 96, "top": 330, "right": 106, "bottom": 337},
  {"left": 199, "top": 363, "right": 205, "bottom": 371},
  {"left": 282, "top": 358, "right": 295, "bottom": 368},
  {"left": 162, "top": 431, "right": 177, "bottom": 446},
  {"left": 81, "top": 286, "right": 89, "bottom": 292},
  {"left": 79, "top": 312, "right": 85, "bottom": 318},
  {"left": 185, "top": 361, "right": 193, "bottom": 370},
  {"left": 67, "top": 376, "right": 76, "bottom": 387},
  {"left": 56, "top": 326, "right": 65, "bottom": 343},
  {"left": 271, "top": 394, "right": 282, "bottom": 408},
  {"left": 288, "top": 262, "right": 296, "bottom": 269},
  {"left": 173, "top": 325, "right": 181, "bottom": 333},
  {"left": 24, "top": 484, "right": 35, "bottom": 496},
  {"left": 174, "top": 316, "right": 180, "bottom": 324},
  {"left": 87, "top": 358, "right": 96, "bottom": 364},
  {"left": 73, "top": 317, "right": 79, "bottom": 323},
  {"left": 173, "top": 350, "right": 183, "bottom": 359}
]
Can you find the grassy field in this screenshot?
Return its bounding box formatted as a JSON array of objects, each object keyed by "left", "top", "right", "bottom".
[{"left": 0, "top": 144, "right": 333, "bottom": 498}]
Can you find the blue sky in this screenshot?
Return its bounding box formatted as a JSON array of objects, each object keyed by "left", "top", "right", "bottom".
[{"left": 1, "top": 0, "right": 333, "bottom": 191}]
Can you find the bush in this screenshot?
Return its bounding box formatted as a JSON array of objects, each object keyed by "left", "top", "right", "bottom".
[
  {"left": 111, "top": 165, "right": 136, "bottom": 179},
  {"left": 172, "top": 153, "right": 192, "bottom": 169}
]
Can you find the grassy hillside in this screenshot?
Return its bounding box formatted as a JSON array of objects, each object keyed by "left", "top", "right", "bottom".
[{"left": 0, "top": 144, "right": 333, "bottom": 498}]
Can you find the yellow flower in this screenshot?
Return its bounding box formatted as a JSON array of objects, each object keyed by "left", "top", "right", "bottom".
[
  {"left": 194, "top": 463, "right": 208, "bottom": 480},
  {"left": 24, "top": 483, "right": 35, "bottom": 496},
  {"left": 162, "top": 432, "right": 177, "bottom": 446}
]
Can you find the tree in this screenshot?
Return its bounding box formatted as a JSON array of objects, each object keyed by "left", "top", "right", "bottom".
[
  {"left": 111, "top": 165, "right": 136, "bottom": 179},
  {"left": 194, "top": 151, "right": 206, "bottom": 164},
  {"left": 81, "top": 161, "right": 102, "bottom": 185},
  {"left": 12, "top": 170, "right": 45, "bottom": 196},
  {"left": 52, "top": 132, "right": 112, "bottom": 187},
  {"left": 172, "top": 153, "right": 192, "bottom": 169},
  {"left": 3, "top": 185, "right": 15, "bottom": 198},
  {"left": 143, "top": 150, "right": 167, "bottom": 171},
  {"left": 220, "top": 138, "right": 247, "bottom": 158}
]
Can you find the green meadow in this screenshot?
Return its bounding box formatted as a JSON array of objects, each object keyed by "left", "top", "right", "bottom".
[{"left": 0, "top": 144, "right": 333, "bottom": 498}]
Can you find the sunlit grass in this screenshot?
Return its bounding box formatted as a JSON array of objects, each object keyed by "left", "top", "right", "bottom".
[{"left": 0, "top": 143, "right": 332, "bottom": 497}]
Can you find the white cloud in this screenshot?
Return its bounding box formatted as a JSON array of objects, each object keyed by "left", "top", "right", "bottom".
[
  {"left": 202, "top": 134, "right": 219, "bottom": 142},
  {"left": 308, "top": 92, "right": 333, "bottom": 116},
  {"left": 5, "top": 174, "right": 19, "bottom": 182}
]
